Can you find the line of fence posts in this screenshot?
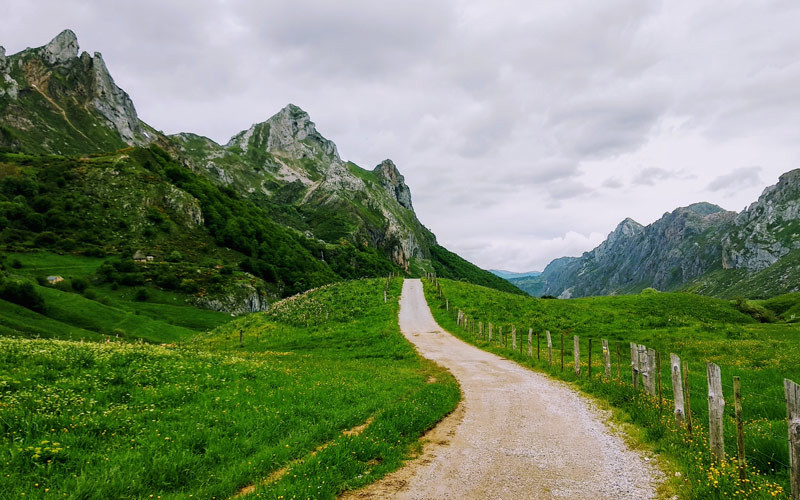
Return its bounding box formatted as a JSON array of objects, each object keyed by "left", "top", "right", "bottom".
[{"left": 427, "top": 278, "right": 800, "bottom": 498}]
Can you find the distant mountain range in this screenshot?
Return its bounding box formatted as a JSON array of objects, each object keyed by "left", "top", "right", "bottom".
[
  {"left": 507, "top": 171, "right": 800, "bottom": 299},
  {"left": 489, "top": 269, "right": 542, "bottom": 279},
  {"left": 0, "top": 30, "right": 521, "bottom": 312}
]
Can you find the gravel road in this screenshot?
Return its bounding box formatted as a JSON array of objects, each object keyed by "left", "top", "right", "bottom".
[{"left": 343, "top": 279, "right": 661, "bottom": 499}]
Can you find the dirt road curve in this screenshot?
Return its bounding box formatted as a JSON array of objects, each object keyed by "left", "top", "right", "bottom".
[{"left": 343, "top": 279, "right": 660, "bottom": 499}]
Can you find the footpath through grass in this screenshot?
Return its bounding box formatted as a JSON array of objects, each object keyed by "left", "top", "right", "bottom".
[
  {"left": 0, "top": 278, "right": 460, "bottom": 499},
  {"left": 425, "top": 278, "right": 798, "bottom": 499}
]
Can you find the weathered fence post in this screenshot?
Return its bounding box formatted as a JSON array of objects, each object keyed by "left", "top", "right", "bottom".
[
  {"left": 488, "top": 323, "right": 493, "bottom": 343},
  {"left": 446, "top": 299, "right": 449, "bottom": 311},
  {"left": 573, "top": 335, "right": 580, "bottom": 376},
  {"left": 546, "top": 331, "right": 553, "bottom": 366},
  {"left": 528, "top": 328, "right": 533, "bottom": 358},
  {"left": 707, "top": 362, "right": 725, "bottom": 462},
  {"left": 670, "top": 354, "right": 685, "bottom": 426},
  {"left": 384, "top": 289, "right": 387, "bottom": 303},
  {"left": 617, "top": 343, "right": 621, "bottom": 380},
  {"left": 588, "top": 338, "right": 592, "bottom": 379},
  {"left": 239, "top": 328, "right": 243, "bottom": 348},
  {"left": 656, "top": 351, "right": 662, "bottom": 410},
  {"left": 537, "top": 330, "right": 540, "bottom": 360},
  {"left": 512, "top": 325, "right": 517, "bottom": 351},
  {"left": 602, "top": 339, "right": 611, "bottom": 379},
  {"left": 630, "top": 343, "right": 639, "bottom": 388},
  {"left": 500, "top": 326, "right": 504, "bottom": 347},
  {"left": 479, "top": 321, "right": 483, "bottom": 339},
  {"left": 560, "top": 333, "right": 564, "bottom": 371},
  {"left": 734, "top": 376, "right": 746, "bottom": 482},
  {"left": 684, "top": 361, "right": 693, "bottom": 437},
  {"left": 785, "top": 378, "right": 800, "bottom": 499},
  {"left": 645, "top": 347, "right": 657, "bottom": 396}
]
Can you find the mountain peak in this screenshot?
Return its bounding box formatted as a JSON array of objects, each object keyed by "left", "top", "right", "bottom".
[
  {"left": 680, "top": 202, "right": 725, "bottom": 216},
  {"left": 373, "top": 159, "right": 413, "bottom": 210},
  {"left": 227, "top": 104, "right": 339, "bottom": 161},
  {"left": 44, "top": 29, "right": 79, "bottom": 65}
]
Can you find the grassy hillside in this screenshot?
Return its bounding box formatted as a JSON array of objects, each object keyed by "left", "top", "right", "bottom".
[
  {"left": 429, "top": 245, "right": 525, "bottom": 295},
  {"left": 0, "top": 278, "right": 460, "bottom": 499},
  {"left": 685, "top": 248, "right": 800, "bottom": 299},
  {"left": 424, "top": 278, "right": 798, "bottom": 499}
]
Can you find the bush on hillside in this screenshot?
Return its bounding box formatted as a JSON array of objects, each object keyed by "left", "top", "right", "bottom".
[
  {"left": 733, "top": 297, "right": 776, "bottom": 323},
  {"left": 0, "top": 279, "right": 45, "bottom": 312}
]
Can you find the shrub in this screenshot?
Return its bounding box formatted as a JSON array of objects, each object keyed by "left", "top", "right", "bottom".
[
  {"left": 71, "top": 277, "right": 89, "bottom": 293},
  {"left": 134, "top": 288, "right": 149, "bottom": 302},
  {"left": 733, "top": 297, "right": 776, "bottom": 323},
  {"left": 166, "top": 250, "right": 182, "bottom": 262},
  {"left": 0, "top": 279, "right": 45, "bottom": 312}
]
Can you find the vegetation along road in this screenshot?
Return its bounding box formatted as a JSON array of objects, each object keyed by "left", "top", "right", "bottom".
[{"left": 346, "top": 279, "right": 661, "bottom": 499}]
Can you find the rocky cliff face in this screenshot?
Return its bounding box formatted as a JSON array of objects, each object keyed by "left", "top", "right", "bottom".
[
  {"left": 0, "top": 30, "right": 152, "bottom": 153},
  {"left": 722, "top": 169, "right": 800, "bottom": 271},
  {"left": 542, "top": 203, "right": 736, "bottom": 297},
  {"left": 538, "top": 172, "right": 800, "bottom": 298}
]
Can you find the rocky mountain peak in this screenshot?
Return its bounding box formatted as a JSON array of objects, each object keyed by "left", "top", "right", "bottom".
[
  {"left": 373, "top": 159, "right": 413, "bottom": 210},
  {"left": 227, "top": 103, "right": 339, "bottom": 162},
  {"left": 44, "top": 29, "right": 79, "bottom": 65},
  {"left": 723, "top": 168, "right": 800, "bottom": 271}
]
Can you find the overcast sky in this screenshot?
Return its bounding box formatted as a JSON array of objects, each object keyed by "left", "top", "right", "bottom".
[{"left": 3, "top": 0, "right": 800, "bottom": 271}]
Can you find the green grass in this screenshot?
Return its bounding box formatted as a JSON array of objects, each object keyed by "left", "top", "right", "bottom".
[
  {"left": 424, "top": 278, "right": 796, "bottom": 499},
  {"left": 3, "top": 252, "right": 106, "bottom": 279},
  {"left": 0, "top": 278, "right": 460, "bottom": 499}
]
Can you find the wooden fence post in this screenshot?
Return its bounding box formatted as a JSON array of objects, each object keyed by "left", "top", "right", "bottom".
[
  {"left": 602, "top": 339, "right": 611, "bottom": 379},
  {"left": 384, "top": 289, "right": 387, "bottom": 303},
  {"left": 656, "top": 351, "right": 662, "bottom": 411},
  {"left": 488, "top": 323, "right": 493, "bottom": 343},
  {"left": 684, "top": 361, "right": 693, "bottom": 437},
  {"left": 546, "top": 331, "right": 553, "bottom": 366},
  {"left": 479, "top": 321, "right": 483, "bottom": 339},
  {"left": 734, "top": 376, "right": 746, "bottom": 482},
  {"left": 500, "top": 326, "right": 504, "bottom": 347},
  {"left": 707, "top": 362, "right": 725, "bottom": 462},
  {"left": 239, "top": 328, "right": 243, "bottom": 348},
  {"left": 645, "top": 347, "right": 657, "bottom": 396},
  {"left": 537, "top": 330, "right": 541, "bottom": 360},
  {"left": 446, "top": 299, "right": 449, "bottom": 311},
  {"left": 588, "top": 338, "right": 592, "bottom": 379},
  {"left": 512, "top": 325, "right": 517, "bottom": 351},
  {"left": 785, "top": 378, "right": 800, "bottom": 499},
  {"left": 670, "top": 354, "right": 685, "bottom": 426},
  {"left": 528, "top": 328, "right": 533, "bottom": 358},
  {"left": 630, "top": 343, "right": 639, "bottom": 388},
  {"left": 617, "top": 343, "right": 621, "bottom": 380},
  {"left": 573, "top": 335, "right": 580, "bottom": 376},
  {"left": 560, "top": 333, "right": 564, "bottom": 371}
]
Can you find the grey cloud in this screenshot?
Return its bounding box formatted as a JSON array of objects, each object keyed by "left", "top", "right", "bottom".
[
  {"left": 707, "top": 167, "right": 762, "bottom": 192},
  {"left": 632, "top": 167, "right": 679, "bottom": 186},
  {"left": 2, "top": 0, "right": 799, "bottom": 271}
]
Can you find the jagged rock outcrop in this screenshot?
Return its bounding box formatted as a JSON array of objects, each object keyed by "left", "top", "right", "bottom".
[
  {"left": 374, "top": 159, "right": 413, "bottom": 210},
  {"left": 0, "top": 30, "right": 152, "bottom": 153},
  {"left": 722, "top": 169, "right": 800, "bottom": 271},
  {"left": 43, "top": 29, "right": 79, "bottom": 65},
  {"left": 227, "top": 104, "right": 339, "bottom": 161},
  {"left": 193, "top": 282, "right": 270, "bottom": 315}
]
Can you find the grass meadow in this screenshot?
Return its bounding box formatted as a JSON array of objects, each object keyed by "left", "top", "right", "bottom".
[
  {"left": 0, "top": 278, "right": 460, "bottom": 499},
  {"left": 424, "top": 278, "right": 799, "bottom": 499}
]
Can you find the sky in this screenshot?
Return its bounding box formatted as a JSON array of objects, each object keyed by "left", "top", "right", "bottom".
[{"left": 3, "top": 0, "right": 800, "bottom": 272}]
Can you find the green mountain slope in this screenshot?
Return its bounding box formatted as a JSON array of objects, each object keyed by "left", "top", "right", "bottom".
[{"left": 0, "top": 29, "right": 512, "bottom": 303}]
